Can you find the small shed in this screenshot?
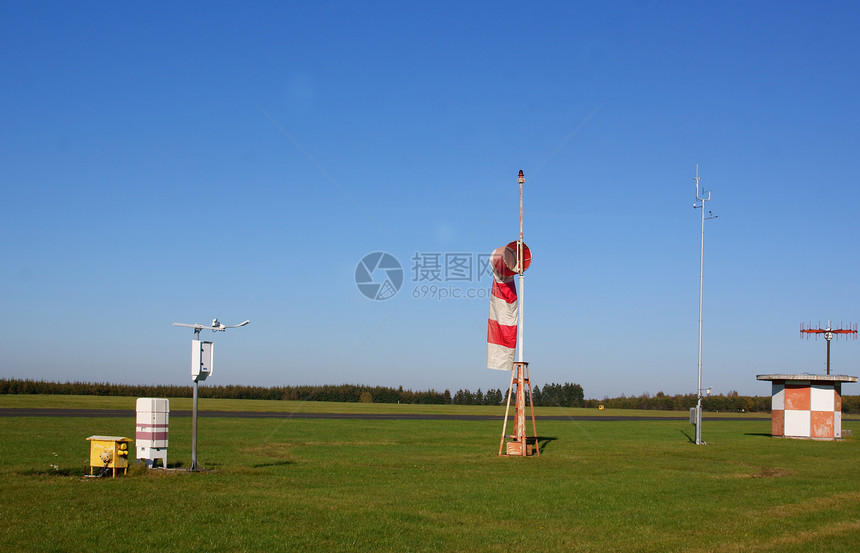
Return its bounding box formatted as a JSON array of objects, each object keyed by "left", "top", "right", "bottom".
[{"left": 756, "top": 374, "right": 857, "bottom": 440}]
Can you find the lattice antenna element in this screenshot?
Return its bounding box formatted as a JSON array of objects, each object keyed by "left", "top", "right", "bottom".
[{"left": 800, "top": 321, "right": 858, "bottom": 375}]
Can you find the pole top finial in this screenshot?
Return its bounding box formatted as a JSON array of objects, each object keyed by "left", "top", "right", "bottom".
[{"left": 518, "top": 170, "right": 524, "bottom": 184}]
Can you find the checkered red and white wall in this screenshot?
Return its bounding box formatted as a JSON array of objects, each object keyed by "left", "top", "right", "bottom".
[{"left": 770, "top": 381, "right": 843, "bottom": 439}]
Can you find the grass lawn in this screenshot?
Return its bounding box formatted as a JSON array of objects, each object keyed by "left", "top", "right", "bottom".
[{"left": 1, "top": 395, "right": 858, "bottom": 552}]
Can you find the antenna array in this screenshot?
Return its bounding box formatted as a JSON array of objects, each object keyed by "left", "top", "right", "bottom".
[
  {"left": 800, "top": 321, "right": 857, "bottom": 375},
  {"left": 800, "top": 321, "right": 858, "bottom": 340}
]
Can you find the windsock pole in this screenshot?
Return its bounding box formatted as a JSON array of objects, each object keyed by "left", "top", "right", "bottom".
[
  {"left": 519, "top": 170, "right": 539, "bottom": 456},
  {"left": 515, "top": 169, "right": 526, "bottom": 451},
  {"left": 498, "top": 169, "right": 539, "bottom": 456},
  {"left": 518, "top": 169, "right": 524, "bottom": 363}
]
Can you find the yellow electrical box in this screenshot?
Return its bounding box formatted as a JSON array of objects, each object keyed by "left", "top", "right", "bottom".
[{"left": 87, "top": 436, "right": 132, "bottom": 477}]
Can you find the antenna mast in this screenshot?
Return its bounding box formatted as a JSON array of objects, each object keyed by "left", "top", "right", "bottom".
[{"left": 801, "top": 321, "right": 858, "bottom": 375}]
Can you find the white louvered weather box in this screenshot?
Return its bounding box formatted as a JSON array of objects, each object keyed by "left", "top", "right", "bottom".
[{"left": 136, "top": 398, "right": 169, "bottom": 467}]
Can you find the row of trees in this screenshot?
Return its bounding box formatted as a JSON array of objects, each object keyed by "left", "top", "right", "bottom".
[
  {"left": 584, "top": 391, "right": 860, "bottom": 414},
  {"left": 0, "top": 379, "right": 449, "bottom": 404},
  {"left": 1, "top": 379, "right": 582, "bottom": 407},
  {"left": 452, "top": 388, "right": 504, "bottom": 405},
  {"left": 584, "top": 391, "right": 773, "bottom": 412},
  {"left": 451, "top": 383, "right": 586, "bottom": 407},
  {"left": 3, "top": 378, "right": 859, "bottom": 413},
  {"left": 534, "top": 383, "right": 585, "bottom": 407}
]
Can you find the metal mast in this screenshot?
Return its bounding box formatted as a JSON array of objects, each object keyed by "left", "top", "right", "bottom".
[
  {"left": 518, "top": 169, "right": 525, "bottom": 363},
  {"left": 693, "top": 165, "right": 716, "bottom": 445}
]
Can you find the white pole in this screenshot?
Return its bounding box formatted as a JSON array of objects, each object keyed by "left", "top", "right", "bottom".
[
  {"left": 518, "top": 170, "right": 525, "bottom": 363},
  {"left": 191, "top": 379, "right": 200, "bottom": 469},
  {"left": 518, "top": 275, "right": 524, "bottom": 363},
  {"left": 191, "top": 327, "right": 202, "bottom": 470},
  {"left": 694, "top": 165, "right": 715, "bottom": 446},
  {"left": 696, "top": 185, "right": 705, "bottom": 446}
]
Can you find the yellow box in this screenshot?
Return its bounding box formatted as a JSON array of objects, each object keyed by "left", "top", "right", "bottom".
[{"left": 87, "top": 436, "right": 131, "bottom": 477}]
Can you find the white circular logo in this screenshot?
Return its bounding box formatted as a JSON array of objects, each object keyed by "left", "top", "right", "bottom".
[{"left": 355, "top": 252, "right": 403, "bottom": 300}]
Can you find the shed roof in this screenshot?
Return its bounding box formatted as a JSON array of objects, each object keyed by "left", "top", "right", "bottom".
[{"left": 756, "top": 374, "right": 857, "bottom": 383}]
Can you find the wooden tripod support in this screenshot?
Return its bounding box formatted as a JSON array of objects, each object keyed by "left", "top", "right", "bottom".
[{"left": 499, "top": 362, "right": 539, "bottom": 456}]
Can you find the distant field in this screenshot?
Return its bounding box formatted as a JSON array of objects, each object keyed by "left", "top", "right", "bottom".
[
  {"left": 1, "top": 394, "right": 858, "bottom": 552},
  {"left": 0, "top": 393, "right": 779, "bottom": 418}
]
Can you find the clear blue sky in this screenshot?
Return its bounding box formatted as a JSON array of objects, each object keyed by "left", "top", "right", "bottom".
[{"left": 2, "top": 2, "right": 859, "bottom": 399}]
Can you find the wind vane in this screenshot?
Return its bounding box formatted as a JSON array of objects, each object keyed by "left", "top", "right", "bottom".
[{"left": 800, "top": 321, "right": 857, "bottom": 375}]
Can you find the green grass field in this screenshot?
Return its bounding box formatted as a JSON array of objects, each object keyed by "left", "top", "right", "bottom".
[{"left": 1, "top": 396, "right": 858, "bottom": 552}]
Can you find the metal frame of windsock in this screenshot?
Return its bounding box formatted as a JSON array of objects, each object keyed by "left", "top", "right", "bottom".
[{"left": 488, "top": 170, "right": 539, "bottom": 457}]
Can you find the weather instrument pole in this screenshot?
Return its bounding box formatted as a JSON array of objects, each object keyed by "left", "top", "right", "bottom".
[
  {"left": 173, "top": 318, "right": 249, "bottom": 471},
  {"left": 693, "top": 165, "right": 717, "bottom": 445},
  {"left": 800, "top": 321, "right": 858, "bottom": 375}
]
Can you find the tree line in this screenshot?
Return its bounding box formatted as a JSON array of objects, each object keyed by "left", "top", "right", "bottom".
[
  {"left": 452, "top": 383, "right": 586, "bottom": 407},
  {"left": 0, "top": 379, "right": 449, "bottom": 404},
  {"left": 0, "top": 378, "right": 585, "bottom": 408},
  {"left": 3, "top": 378, "right": 859, "bottom": 413},
  {"left": 583, "top": 391, "right": 772, "bottom": 412},
  {"left": 584, "top": 390, "right": 860, "bottom": 414}
]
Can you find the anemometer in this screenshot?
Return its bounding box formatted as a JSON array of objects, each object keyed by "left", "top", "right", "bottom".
[{"left": 173, "top": 318, "right": 249, "bottom": 471}]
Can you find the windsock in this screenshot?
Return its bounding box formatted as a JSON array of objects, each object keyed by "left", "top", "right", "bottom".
[{"left": 487, "top": 241, "right": 530, "bottom": 370}]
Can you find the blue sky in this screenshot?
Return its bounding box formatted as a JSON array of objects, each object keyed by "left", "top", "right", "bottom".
[{"left": 2, "top": 2, "right": 859, "bottom": 399}]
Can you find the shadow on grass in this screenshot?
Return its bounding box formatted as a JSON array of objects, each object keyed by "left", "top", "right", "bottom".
[
  {"left": 252, "top": 460, "right": 295, "bottom": 468},
  {"left": 680, "top": 429, "right": 776, "bottom": 442},
  {"left": 537, "top": 436, "right": 558, "bottom": 452},
  {"left": 20, "top": 466, "right": 84, "bottom": 477}
]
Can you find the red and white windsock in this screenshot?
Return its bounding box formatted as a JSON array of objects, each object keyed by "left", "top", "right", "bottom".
[{"left": 487, "top": 241, "right": 531, "bottom": 370}]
